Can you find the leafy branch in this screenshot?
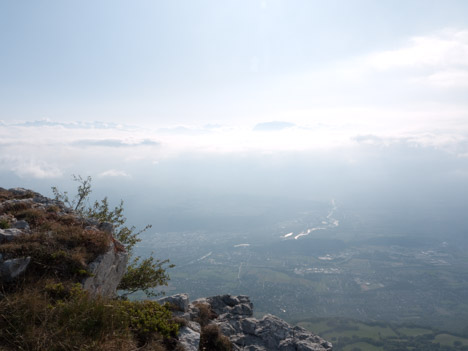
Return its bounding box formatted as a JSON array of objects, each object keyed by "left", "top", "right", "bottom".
[{"left": 52, "top": 175, "right": 174, "bottom": 298}]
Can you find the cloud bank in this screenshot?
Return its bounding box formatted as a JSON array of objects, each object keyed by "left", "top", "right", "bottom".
[{"left": 1, "top": 29, "right": 468, "bottom": 179}]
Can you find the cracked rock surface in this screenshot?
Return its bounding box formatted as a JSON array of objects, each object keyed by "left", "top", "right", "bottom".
[{"left": 160, "top": 294, "right": 333, "bottom": 351}]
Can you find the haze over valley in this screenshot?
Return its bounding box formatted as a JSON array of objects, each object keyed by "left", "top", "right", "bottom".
[{"left": 2, "top": 1, "right": 468, "bottom": 350}]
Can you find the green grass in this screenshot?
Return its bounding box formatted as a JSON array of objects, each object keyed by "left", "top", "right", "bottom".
[
  {"left": 246, "top": 267, "right": 314, "bottom": 287},
  {"left": 352, "top": 324, "right": 396, "bottom": 338},
  {"left": 396, "top": 327, "right": 432, "bottom": 336},
  {"left": 322, "top": 323, "right": 395, "bottom": 340},
  {"left": 297, "top": 318, "right": 397, "bottom": 341},
  {"left": 434, "top": 333, "right": 468, "bottom": 347},
  {"left": 193, "top": 267, "right": 238, "bottom": 281},
  {"left": 297, "top": 320, "right": 331, "bottom": 334},
  {"left": 296, "top": 317, "right": 468, "bottom": 351},
  {"left": 343, "top": 258, "right": 371, "bottom": 272}
]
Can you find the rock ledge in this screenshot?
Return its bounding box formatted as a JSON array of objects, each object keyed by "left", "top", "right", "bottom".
[
  {"left": 160, "top": 293, "right": 333, "bottom": 351},
  {"left": 0, "top": 187, "right": 127, "bottom": 297}
]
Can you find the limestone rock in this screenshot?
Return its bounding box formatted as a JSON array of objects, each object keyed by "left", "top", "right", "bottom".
[
  {"left": 0, "top": 257, "right": 31, "bottom": 281},
  {"left": 205, "top": 294, "right": 253, "bottom": 318},
  {"left": 178, "top": 325, "right": 201, "bottom": 351},
  {"left": 98, "top": 222, "right": 114, "bottom": 234},
  {"left": 215, "top": 305, "right": 332, "bottom": 351},
  {"left": 0, "top": 228, "right": 25, "bottom": 243},
  {"left": 12, "top": 220, "right": 30, "bottom": 230},
  {"left": 169, "top": 294, "right": 332, "bottom": 351},
  {"left": 158, "top": 293, "right": 190, "bottom": 312},
  {"left": 7, "top": 188, "right": 35, "bottom": 197},
  {"left": 82, "top": 240, "right": 128, "bottom": 297}
]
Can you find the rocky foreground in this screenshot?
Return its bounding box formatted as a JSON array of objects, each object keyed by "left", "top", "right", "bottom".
[
  {"left": 0, "top": 187, "right": 128, "bottom": 296},
  {"left": 160, "top": 294, "right": 333, "bottom": 351}
]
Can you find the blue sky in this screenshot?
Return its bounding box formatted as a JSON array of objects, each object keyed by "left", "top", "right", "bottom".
[{"left": 1, "top": 1, "right": 468, "bottom": 180}]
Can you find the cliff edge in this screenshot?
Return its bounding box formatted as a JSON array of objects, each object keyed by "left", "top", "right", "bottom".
[
  {"left": 160, "top": 293, "right": 333, "bottom": 351},
  {"left": 0, "top": 187, "right": 127, "bottom": 296}
]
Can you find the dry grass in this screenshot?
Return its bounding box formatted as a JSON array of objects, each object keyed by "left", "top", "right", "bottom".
[
  {"left": 0, "top": 201, "right": 31, "bottom": 214},
  {"left": 0, "top": 283, "right": 180, "bottom": 351},
  {"left": 0, "top": 200, "right": 111, "bottom": 287},
  {"left": 1, "top": 225, "right": 110, "bottom": 284},
  {"left": 0, "top": 188, "right": 35, "bottom": 201},
  {"left": 193, "top": 302, "right": 217, "bottom": 327},
  {"left": 199, "top": 324, "right": 232, "bottom": 351}
]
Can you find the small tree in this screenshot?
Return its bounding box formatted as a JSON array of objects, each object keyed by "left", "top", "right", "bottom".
[{"left": 52, "top": 175, "right": 174, "bottom": 298}]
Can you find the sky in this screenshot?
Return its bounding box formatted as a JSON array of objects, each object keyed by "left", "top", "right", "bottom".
[{"left": 1, "top": 0, "right": 468, "bottom": 197}]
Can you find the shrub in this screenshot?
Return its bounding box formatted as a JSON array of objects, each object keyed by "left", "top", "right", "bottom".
[
  {"left": 46, "top": 204, "right": 60, "bottom": 213},
  {"left": 193, "top": 302, "right": 217, "bottom": 327},
  {"left": 199, "top": 324, "right": 232, "bottom": 351},
  {"left": 121, "top": 300, "right": 179, "bottom": 343},
  {"left": 0, "top": 201, "right": 30, "bottom": 215},
  {"left": 0, "top": 284, "right": 179, "bottom": 351},
  {"left": 0, "top": 218, "right": 9, "bottom": 229},
  {"left": 52, "top": 175, "right": 174, "bottom": 298},
  {"left": 15, "top": 208, "right": 46, "bottom": 226}
]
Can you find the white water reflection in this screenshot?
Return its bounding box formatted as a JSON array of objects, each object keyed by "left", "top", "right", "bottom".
[{"left": 281, "top": 199, "right": 340, "bottom": 240}]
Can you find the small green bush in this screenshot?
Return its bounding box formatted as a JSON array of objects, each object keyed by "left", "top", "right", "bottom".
[
  {"left": 0, "top": 218, "right": 9, "bottom": 229},
  {"left": 122, "top": 300, "right": 179, "bottom": 343}
]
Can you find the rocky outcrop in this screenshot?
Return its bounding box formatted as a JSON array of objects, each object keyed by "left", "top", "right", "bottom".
[
  {"left": 161, "top": 294, "right": 332, "bottom": 351},
  {"left": 82, "top": 239, "right": 128, "bottom": 296},
  {"left": 0, "top": 228, "right": 25, "bottom": 243},
  {"left": 158, "top": 293, "right": 190, "bottom": 312},
  {"left": 178, "top": 324, "right": 202, "bottom": 351},
  {"left": 0, "top": 188, "right": 127, "bottom": 297}
]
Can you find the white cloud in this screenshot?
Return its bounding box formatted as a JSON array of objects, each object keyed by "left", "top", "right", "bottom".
[
  {"left": 422, "top": 69, "right": 468, "bottom": 88},
  {"left": 367, "top": 29, "right": 468, "bottom": 70},
  {"left": 98, "top": 169, "right": 131, "bottom": 178},
  {"left": 362, "top": 29, "right": 468, "bottom": 90},
  {"left": 72, "top": 138, "right": 160, "bottom": 147},
  {"left": 0, "top": 156, "right": 63, "bottom": 179}
]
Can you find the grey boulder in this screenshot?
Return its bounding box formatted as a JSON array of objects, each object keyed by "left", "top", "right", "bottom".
[
  {"left": 82, "top": 240, "right": 128, "bottom": 297},
  {"left": 158, "top": 293, "right": 190, "bottom": 312},
  {"left": 0, "top": 257, "right": 31, "bottom": 281},
  {"left": 178, "top": 325, "right": 201, "bottom": 351}
]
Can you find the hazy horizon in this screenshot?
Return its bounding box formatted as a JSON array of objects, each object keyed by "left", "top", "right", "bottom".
[{"left": 2, "top": 3, "right": 468, "bottom": 345}]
